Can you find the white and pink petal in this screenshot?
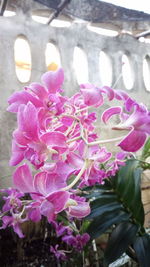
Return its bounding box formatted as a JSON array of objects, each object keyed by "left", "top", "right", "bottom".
[{"left": 13, "top": 164, "right": 34, "bottom": 193}]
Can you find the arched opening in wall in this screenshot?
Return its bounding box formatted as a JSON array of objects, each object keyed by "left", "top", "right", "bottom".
[
  {"left": 99, "top": 51, "right": 112, "bottom": 86},
  {"left": 139, "top": 37, "right": 150, "bottom": 44},
  {"left": 73, "top": 46, "right": 89, "bottom": 84},
  {"left": 32, "top": 15, "right": 48, "bottom": 24},
  {"left": 122, "top": 54, "right": 134, "bottom": 90},
  {"left": 45, "top": 43, "right": 61, "bottom": 70},
  {"left": 14, "top": 36, "right": 31, "bottom": 83},
  {"left": 87, "top": 25, "right": 118, "bottom": 37},
  {"left": 50, "top": 19, "right": 71, "bottom": 27},
  {"left": 143, "top": 55, "right": 150, "bottom": 92},
  {"left": 4, "top": 10, "right": 16, "bottom": 17}
]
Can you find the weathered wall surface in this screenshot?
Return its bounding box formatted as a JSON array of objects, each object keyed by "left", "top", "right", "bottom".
[{"left": 0, "top": 0, "right": 150, "bottom": 187}]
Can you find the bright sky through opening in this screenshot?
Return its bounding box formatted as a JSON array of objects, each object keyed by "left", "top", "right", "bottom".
[{"left": 100, "top": 0, "right": 150, "bottom": 14}]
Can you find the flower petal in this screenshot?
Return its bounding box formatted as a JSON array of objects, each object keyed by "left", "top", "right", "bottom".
[
  {"left": 124, "top": 97, "right": 136, "bottom": 112},
  {"left": 101, "top": 86, "right": 115, "bottom": 101},
  {"left": 9, "top": 141, "right": 25, "bottom": 166},
  {"left": 41, "top": 68, "right": 64, "bottom": 94},
  {"left": 118, "top": 130, "right": 147, "bottom": 152},
  {"left": 80, "top": 85, "right": 103, "bottom": 107},
  {"left": 13, "top": 223, "right": 24, "bottom": 238},
  {"left": 46, "top": 191, "right": 70, "bottom": 213},
  {"left": 45, "top": 173, "right": 67, "bottom": 193},
  {"left": 13, "top": 164, "right": 34, "bottom": 193},
  {"left": 40, "top": 200, "right": 55, "bottom": 222},
  {"left": 56, "top": 161, "right": 75, "bottom": 180},
  {"left": 115, "top": 90, "right": 129, "bottom": 101},
  {"left": 89, "top": 147, "right": 112, "bottom": 162},
  {"left": 13, "top": 129, "right": 30, "bottom": 146},
  {"left": 34, "top": 172, "right": 47, "bottom": 196},
  {"left": 40, "top": 131, "right": 67, "bottom": 153},
  {"left": 28, "top": 82, "right": 48, "bottom": 100},
  {"left": 69, "top": 201, "right": 90, "bottom": 218},
  {"left": 101, "top": 106, "right": 122, "bottom": 124},
  {"left": 67, "top": 152, "right": 83, "bottom": 169},
  {"left": 7, "top": 91, "right": 42, "bottom": 113},
  {"left": 17, "top": 102, "right": 39, "bottom": 141},
  {"left": 28, "top": 204, "right": 41, "bottom": 222}
]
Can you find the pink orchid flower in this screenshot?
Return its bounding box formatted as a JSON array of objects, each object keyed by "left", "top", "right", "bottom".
[
  {"left": 62, "top": 232, "right": 90, "bottom": 251},
  {"left": 50, "top": 245, "right": 67, "bottom": 261},
  {"left": 7, "top": 68, "right": 65, "bottom": 113},
  {"left": 102, "top": 103, "right": 150, "bottom": 152},
  {"left": 65, "top": 143, "right": 111, "bottom": 187},
  {"left": 10, "top": 102, "right": 67, "bottom": 168},
  {"left": 0, "top": 214, "right": 26, "bottom": 238},
  {"left": 13, "top": 164, "right": 70, "bottom": 222},
  {"left": 13, "top": 164, "right": 90, "bottom": 221},
  {"left": 80, "top": 84, "right": 103, "bottom": 107},
  {"left": 4, "top": 66, "right": 150, "bottom": 244},
  {"left": 7, "top": 68, "right": 67, "bottom": 132}
]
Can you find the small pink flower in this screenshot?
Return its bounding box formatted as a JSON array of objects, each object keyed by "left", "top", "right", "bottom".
[
  {"left": 13, "top": 164, "right": 70, "bottom": 222},
  {"left": 80, "top": 84, "right": 103, "bottom": 107},
  {"left": 41, "top": 68, "right": 64, "bottom": 94},
  {"left": 50, "top": 245, "right": 67, "bottom": 260},
  {"left": 62, "top": 233, "right": 90, "bottom": 251},
  {"left": 68, "top": 195, "right": 90, "bottom": 218},
  {"left": 0, "top": 214, "right": 26, "bottom": 238},
  {"left": 102, "top": 103, "right": 150, "bottom": 152}
]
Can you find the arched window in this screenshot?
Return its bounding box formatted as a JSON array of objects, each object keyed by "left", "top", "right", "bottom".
[
  {"left": 14, "top": 36, "right": 31, "bottom": 83},
  {"left": 73, "top": 46, "right": 89, "bottom": 84},
  {"left": 45, "top": 43, "right": 61, "bottom": 70},
  {"left": 99, "top": 51, "right": 112, "bottom": 86},
  {"left": 122, "top": 54, "right": 134, "bottom": 90},
  {"left": 143, "top": 55, "right": 150, "bottom": 92}
]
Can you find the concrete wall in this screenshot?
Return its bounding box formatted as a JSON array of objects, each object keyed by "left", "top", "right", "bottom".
[{"left": 0, "top": 1, "right": 150, "bottom": 187}]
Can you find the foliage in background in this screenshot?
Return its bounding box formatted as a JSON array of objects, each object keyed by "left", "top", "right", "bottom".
[
  {"left": 0, "top": 67, "right": 150, "bottom": 266},
  {"left": 82, "top": 141, "right": 150, "bottom": 266}
]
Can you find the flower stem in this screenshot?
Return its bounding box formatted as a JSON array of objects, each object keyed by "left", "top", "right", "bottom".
[
  {"left": 66, "top": 135, "right": 81, "bottom": 144},
  {"left": 87, "top": 135, "right": 126, "bottom": 146},
  {"left": 75, "top": 106, "right": 91, "bottom": 114},
  {"left": 62, "top": 160, "right": 88, "bottom": 191}
]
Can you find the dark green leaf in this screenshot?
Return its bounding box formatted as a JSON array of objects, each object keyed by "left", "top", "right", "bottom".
[
  {"left": 87, "top": 202, "right": 122, "bottom": 219},
  {"left": 104, "top": 222, "right": 139, "bottom": 265},
  {"left": 87, "top": 192, "right": 123, "bottom": 219},
  {"left": 87, "top": 210, "right": 131, "bottom": 239},
  {"left": 83, "top": 190, "right": 114, "bottom": 200},
  {"left": 115, "top": 159, "right": 139, "bottom": 197},
  {"left": 133, "top": 234, "right": 150, "bottom": 267},
  {"left": 80, "top": 220, "right": 91, "bottom": 234},
  {"left": 114, "top": 159, "right": 144, "bottom": 224},
  {"left": 90, "top": 194, "right": 117, "bottom": 206},
  {"left": 141, "top": 137, "right": 150, "bottom": 160},
  {"left": 132, "top": 168, "right": 145, "bottom": 225},
  {"left": 82, "top": 183, "right": 111, "bottom": 192}
]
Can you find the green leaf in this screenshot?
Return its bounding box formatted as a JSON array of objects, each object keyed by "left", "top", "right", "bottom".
[
  {"left": 141, "top": 137, "right": 150, "bottom": 160},
  {"left": 82, "top": 184, "right": 111, "bottom": 192},
  {"left": 87, "top": 210, "right": 131, "bottom": 239},
  {"left": 83, "top": 190, "right": 113, "bottom": 200},
  {"left": 80, "top": 220, "right": 91, "bottom": 234},
  {"left": 113, "top": 159, "right": 144, "bottom": 225},
  {"left": 133, "top": 234, "right": 150, "bottom": 267},
  {"left": 87, "top": 192, "right": 123, "bottom": 219},
  {"left": 132, "top": 168, "right": 145, "bottom": 225},
  {"left": 87, "top": 202, "right": 122, "bottom": 219},
  {"left": 104, "top": 222, "right": 139, "bottom": 266}
]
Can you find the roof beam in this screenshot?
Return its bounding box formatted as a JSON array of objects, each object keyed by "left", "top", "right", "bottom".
[
  {"left": 0, "top": 0, "right": 8, "bottom": 16},
  {"left": 33, "top": 0, "right": 150, "bottom": 23}
]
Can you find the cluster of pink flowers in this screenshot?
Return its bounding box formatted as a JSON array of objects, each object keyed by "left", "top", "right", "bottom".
[{"left": 0, "top": 67, "right": 150, "bottom": 259}]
